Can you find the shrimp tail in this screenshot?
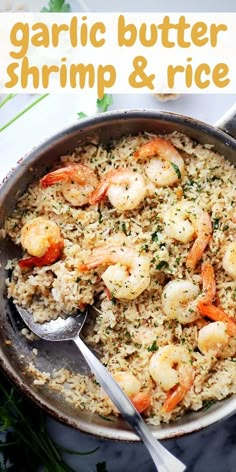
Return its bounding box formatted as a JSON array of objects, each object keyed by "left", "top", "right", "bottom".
[
  {"left": 40, "top": 164, "right": 90, "bottom": 188},
  {"left": 197, "top": 302, "right": 236, "bottom": 337},
  {"left": 162, "top": 366, "right": 193, "bottom": 413},
  {"left": 78, "top": 255, "right": 107, "bottom": 272},
  {"left": 186, "top": 235, "right": 211, "bottom": 270},
  {"left": 201, "top": 262, "right": 216, "bottom": 304},
  {"left": 40, "top": 168, "right": 73, "bottom": 188},
  {"left": 134, "top": 137, "right": 172, "bottom": 160},
  {"left": 89, "top": 181, "right": 110, "bottom": 205},
  {"left": 19, "top": 240, "right": 64, "bottom": 269},
  {"left": 131, "top": 392, "right": 151, "bottom": 413},
  {"left": 78, "top": 247, "right": 119, "bottom": 272}
]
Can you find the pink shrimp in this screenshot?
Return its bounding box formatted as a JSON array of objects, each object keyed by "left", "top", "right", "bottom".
[
  {"left": 40, "top": 164, "right": 98, "bottom": 206},
  {"left": 186, "top": 210, "right": 212, "bottom": 270},
  {"left": 78, "top": 245, "right": 150, "bottom": 300},
  {"left": 134, "top": 137, "right": 185, "bottom": 187},
  {"left": 89, "top": 168, "right": 146, "bottom": 211}
]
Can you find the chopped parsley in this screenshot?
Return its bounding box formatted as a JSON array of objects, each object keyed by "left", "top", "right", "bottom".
[
  {"left": 98, "top": 208, "right": 103, "bottom": 223},
  {"left": 151, "top": 231, "right": 159, "bottom": 242},
  {"left": 213, "top": 218, "right": 220, "bottom": 230},
  {"left": 98, "top": 415, "right": 115, "bottom": 423},
  {"left": 170, "top": 162, "right": 181, "bottom": 179},
  {"left": 121, "top": 222, "right": 128, "bottom": 235},
  {"left": 147, "top": 340, "right": 159, "bottom": 352},
  {"left": 156, "top": 261, "right": 169, "bottom": 270},
  {"left": 202, "top": 399, "right": 217, "bottom": 411}
]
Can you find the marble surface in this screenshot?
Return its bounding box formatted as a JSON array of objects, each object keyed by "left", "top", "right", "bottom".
[
  {"left": 47, "top": 413, "right": 236, "bottom": 471},
  {"left": 1, "top": 1, "right": 236, "bottom": 471}
]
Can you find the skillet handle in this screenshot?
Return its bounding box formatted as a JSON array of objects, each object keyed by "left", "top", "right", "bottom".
[
  {"left": 73, "top": 335, "right": 186, "bottom": 472},
  {"left": 214, "top": 103, "right": 236, "bottom": 138}
]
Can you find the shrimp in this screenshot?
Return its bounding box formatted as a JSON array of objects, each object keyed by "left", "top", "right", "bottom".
[
  {"left": 223, "top": 241, "right": 236, "bottom": 280},
  {"left": 134, "top": 137, "right": 185, "bottom": 187},
  {"left": 162, "top": 280, "right": 200, "bottom": 324},
  {"left": 78, "top": 245, "right": 150, "bottom": 300},
  {"left": 163, "top": 201, "right": 212, "bottom": 269},
  {"left": 201, "top": 261, "right": 216, "bottom": 305},
  {"left": 112, "top": 372, "right": 151, "bottom": 414},
  {"left": 40, "top": 164, "right": 98, "bottom": 206},
  {"left": 89, "top": 169, "right": 146, "bottom": 211},
  {"left": 197, "top": 302, "right": 236, "bottom": 337},
  {"left": 149, "top": 345, "right": 193, "bottom": 412},
  {"left": 198, "top": 321, "right": 229, "bottom": 356},
  {"left": 19, "top": 216, "right": 64, "bottom": 268}
]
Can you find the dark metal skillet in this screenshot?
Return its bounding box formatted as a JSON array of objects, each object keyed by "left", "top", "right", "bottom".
[
  {"left": 0, "top": 108, "right": 236, "bottom": 445},
  {"left": 15, "top": 304, "right": 186, "bottom": 472}
]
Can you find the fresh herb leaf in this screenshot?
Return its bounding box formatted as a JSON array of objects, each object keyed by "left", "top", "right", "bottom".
[
  {"left": 151, "top": 225, "right": 162, "bottom": 242},
  {"left": 0, "top": 372, "right": 98, "bottom": 471},
  {"left": 99, "top": 414, "right": 115, "bottom": 422},
  {"left": 96, "top": 462, "right": 108, "bottom": 472},
  {"left": 96, "top": 94, "right": 113, "bottom": 112},
  {"left": 147, "top": 340, "right": 158, "bottom": 352},
  {"left": 41, "top": 0, "right": 71, "bottom": 12},
  {"left": 0, "top": 94, "right": 16, "bottom": 110},
  {"left": 156, "top": 261, "right": 168, "bottom": 270},
  {"left": 0, "top": 95, "right": 49, "bottom": 133},
  {"left": 213, "top": 218, "right": 220, "bottom": 230},
  {"left": 77, "top": 112, "right": 88, "bottom": 119},
  {"left": 141, "top": 244, "right": 148, "bottom": 252},
  {"left": 98, "top": 208, "right": 103, "bottom": 223},
  {"left": 121, "top": 222, "right": 128, "bottom": 235},
  {"left": 202, "top": 399, "right": 217, "bottom": 411},
  {"left": 170, "top": 162, "right": 181, "bottom": 179},
  {"left": 151, "top": 231, "right": 159, "bottom": 242}
]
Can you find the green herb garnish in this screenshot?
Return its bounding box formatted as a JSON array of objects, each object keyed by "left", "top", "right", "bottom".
[
  {"left": 147, "top": 340, "right": 158, "bottom": 352},
  {"left": 41, "top": 0, "right": 71, "bottom": 12},
  {"left": 77, "top": 112, "right": 88, "bottom": 119},
  {"left": 121, "top": 222, "right": 128, "bottom": 235},
  {"left": 156, "top": 261, "right": 168, "bottom": 270},
  {"left": 99, "top": 414, "right": 115, "bottom": 422},
  {"left": 0, "top": 372, "right": 98, "bottom": 471},
  {"left": 96, "top": 94, "right": 113, "bottom": 112},
  {"left": 98, "top": 208, "right": 103, "bottom": 223},
  {"left": 213, "top": 218, "right": 220, "bottom": 230},
  {"left": 202, "top": 399, "right": 217, "bottom": 411},
  {"left": 151, "top": 231, "right": 159, "bottom": 242},
  {"left": 170, "top": 162, "right": 181, "bottom": 179},
  {"left": 0, "top": 95, "right": 49, "bottom": 133}
]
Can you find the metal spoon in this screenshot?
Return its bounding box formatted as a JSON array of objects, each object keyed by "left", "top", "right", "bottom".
[{"left": 16, "top": 305, "right": 186, "bottom": 472}]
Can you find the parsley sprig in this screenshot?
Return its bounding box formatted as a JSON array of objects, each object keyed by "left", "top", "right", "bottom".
[
  {"left": 41, "top": 0, "right": 71, "bottom": 12},
  {"left": 0, "top": 371, "right": 99, "bottom": 471},
  {"left": 96, "top": 94, "right": 113, "bottom": 112}
]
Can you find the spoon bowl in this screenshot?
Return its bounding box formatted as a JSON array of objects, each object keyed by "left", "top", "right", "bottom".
[
  {"left": 16, "top": 303, "right": 186, "bottom": 472},
  {"left": 15, "top": 305, "right": 88, "bottom": 341}
]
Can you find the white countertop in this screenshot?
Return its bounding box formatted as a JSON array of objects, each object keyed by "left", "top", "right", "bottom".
[{"left": 1, "top": 1, "right": 236, "bottom": 471}]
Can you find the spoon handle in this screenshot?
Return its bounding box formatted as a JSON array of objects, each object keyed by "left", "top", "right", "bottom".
[{"left": 74, "top": 336, "right": 186, "bottom": 472}]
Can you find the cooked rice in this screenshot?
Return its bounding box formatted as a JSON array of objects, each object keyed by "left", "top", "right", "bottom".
[{"left": 5, "top": 131, "right": 236, "bottom": 424}]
